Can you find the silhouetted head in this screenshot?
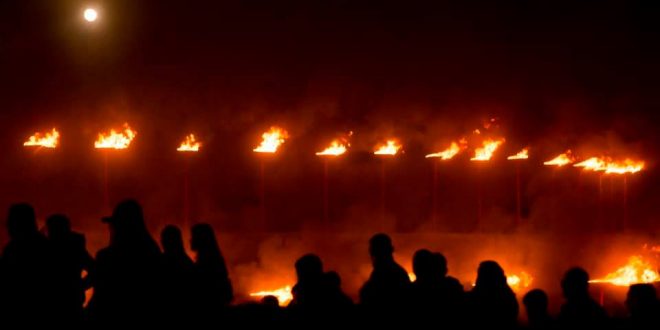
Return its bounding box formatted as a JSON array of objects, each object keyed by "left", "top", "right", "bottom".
[
  {"left": 295, "top": 254, "right": 324, "bottom": 283},
  {"left": 433, "top": 252, "right": 448, "bottom": 277},
  {"left": 369, "top": 233, "right": 394, "bottom": 261},
  {"left": 7, "top": 203, "right": 38, "bottom": 240},
  {"left": 46, "top": 214, "right": 71, "bottom": 240},
  {"left": 475, "top": 260, "right": 508, "bottom": 290},
  {"left": 325, "top": 270, "right": 342, "bottom": 288},
  {"left": 561, "top": 267, "right": 590, "bottom": 301},
  {"left": 412, "top": 249, "right": 434, "bottom": 281},
  {"left": 103, "top": 199, "right": 149, "bottom": 244},
  {"left": 626, "top": 283, "right": 658, "bottom": 317},
  {"left": 160, "top": 225, "right": 185, "bottom": 255},
  {"left": 261, "top": 295, "right": 280, "bottom": 308},
  {"left": 523, "top": 289, "right": 549, "bottom": 318}
]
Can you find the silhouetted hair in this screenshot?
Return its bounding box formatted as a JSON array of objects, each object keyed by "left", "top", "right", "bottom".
[
  {"left": 191, "top": 223, "right": 226, "bottom": 268},
  {"left": 562, "top": 267, "right": 590, "bottom": 300},
  {"left": 369, "top": 233, "right": 394, "bottom": 259},
  {"left": 523, "top": 289, "right": 549, "bottom": 311},
  {"left": 295, "top": 254, "right": 324, "bottom": 281},
  {"left": 412, "top": 249, "right": 433, "bottom": 280},
  {"left": 7, "top": 203, "right": 37, "bottom": 240},
  {"left": 160, "top": 225, "right": 185, "bottom": 255},
  {"left": 46, "top": 214, "right": 71, "bottom": 238},
  {"left": 475, "top": 260, "right": 508, "bottom": 290}
]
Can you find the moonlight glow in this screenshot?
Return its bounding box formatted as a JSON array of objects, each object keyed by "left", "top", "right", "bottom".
[{"left": 84, "top": 8, "right": 98, "bottom": 22}]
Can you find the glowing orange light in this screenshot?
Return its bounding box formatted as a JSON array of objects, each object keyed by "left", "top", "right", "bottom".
[
  {"left": 253, "top": 127, "right": 289, "bottom": 153},
  {"left": 408, "top": 272, "right": 416, "bottom": 282},
  {"left": 177, "top": 134, "right": 201, "bottom": 152},
  {"left": 23, "top": 128, "right": 60, "bottom": 148},
  {"left": 574, "top": 157, "right": 608, "bottom": 172},
  {"left": 543, "top": 150, "right": 574, "bottom": 167},
  {"left": 426, "top": 139, "right": 467, "bottom": 160},
  {"left": 604, "top": 159, "right": 645, "bottom": 175},
  {"left": 316, "top": 139, "right": 349, "bottom": 156},
  {"left": 84, "top": 8, "right": 98, "bottom": 22},
  {"left": 94, "top": 123, "right": 136, "bottom": 149},
  {"left": 590, "top": 256, "right": 659, "bottom": 286},
  {"left": 507, "top": 148, "right": 529, "bottom": 160},
  {"left": 470, "top": 138, "right": 505, "bottom": 161},
  {"left": 507, "top": 271, "right": 533, "bottom": 292},
  {"left": 250, "top": 285, "right": 293, "bottom": 306},
  {"left": 374, "top": 140, "right": 402, "bottom": 156}
]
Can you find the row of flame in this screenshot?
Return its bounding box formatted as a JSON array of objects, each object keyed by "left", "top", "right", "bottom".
[
  {"left": 251, "top": 255, "right": 659, "bottom": 306},
  {"left": 24, "top": 126, "right": 644, "bottom": 174}
]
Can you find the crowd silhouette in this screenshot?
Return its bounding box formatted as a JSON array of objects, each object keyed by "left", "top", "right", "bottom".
[{"left": 0, "top": 199, "right": 658, "bottom": 328}]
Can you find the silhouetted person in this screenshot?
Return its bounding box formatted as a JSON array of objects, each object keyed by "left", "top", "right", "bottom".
[
  {"left": 523, "top": 289, "right": 555, "bottom": 330},
  {"left": 557, "top": 267, "right": 607, "bottom": 329},
  {"left": 410, "top": 249, "right": 464, "bottom": 326},
  {"left": 324, "top": 270, "right": 354, "bottom": 313},
  {"left": 359, "top": 233, "right": 410, "bottom": 320},
  {"left": 46, "top": 214, "right": 94, "bottom": 325},
  {"left": 466, "top": 260, "right": 519, "bottom": 329},
  {"left": 160, "top": 225, "right": 195, "bottom": 322},
  {"left": 1, "top": 203, "right": 54, "bottom": 326},
  {"left": 624, "top": 284, "right": 660, "bottom": 329},
  {"left": 191, "top": 223, "right": 233, "bottom": 323},
  {"left": 86, "top": 200, "right": 165, "bottom": 327}
]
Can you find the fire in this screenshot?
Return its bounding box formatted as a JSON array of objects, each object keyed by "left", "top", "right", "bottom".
[
  {"left": 94, "top": 123, "right": 137, "bottom": 149},
  {"left": 543, "top": 150, "right": 574, "bottom": 167},
  {"left": 23, "top": 128, "right": 59, "bottom": 148},
  {"left": 408, "top": 272, "right": 416, "bottom": 282},
  {"left": 316, "top": 139, "right": 349, "bottom": 156},
  {"left": 507, "top": 271, "right": 533, "bottom": 292},
  {"left": 507, "top": 148, "right": 529, "bottom": 160},
  {"left": 590, "top": 256, "right": 659, "bottom": 286},
  {"left": 374, "top": 140, "right": 402, "bottom": 156},
  {"left": 470, "top": 138, "right": 505, "bottom": 161},
  {"left": 177, "top": 134, "right": 201, "bottom": 152},
  {"left": 574, "top": 157, "right": 608, "bottom": 172},
  {"left": 426, "top": 139, "right": 467, "bottom": 160},
  {"left": 604, "top": 159, "right": 645, "bottom": 175},
  {"left": 253, "top": 127, "right": 289, "bottom": 153},
  {"left": 250, "top": 285, "right": 293, "bottom": 306}
]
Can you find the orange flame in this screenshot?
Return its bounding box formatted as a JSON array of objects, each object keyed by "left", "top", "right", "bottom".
[
  {"left": 470, "top": 138, "right": 505, "bottom": 161},
  {"left": 574, "top": 157, "right": 608, "bottom": 172},
  {"left": 543, "top": 150, "right": 574, "bottom": 167},
  {"left": 507, "top": 271, "right": 533, "bottom": 292},
  {"left": 507, "top": 148, "right": 529, "bottom": 160},
  {"left": 426, "top": 139, "right": 467, "bottom": 160},
  {"left": 604, "top": 159, "right": 645, "bottom": 175},
  {"left": 590, "top": 256, "right": 659, "bottom": 286},
  {"left": 408, "top": 272, "right": 416, "bottom": 282},
  {"left": 94, "top": 123, "right": 137, "bottom": 149},
  {"left": 374, "top": 140, "right": 402, "bottom": 156},
  {"left": 250, "top": 285, "right": 293, "bottom": 306},
  {"left": 253, "top": 127, "right": 289, "bottom": 153},
  {"left": 23, "top": 128, "right": 59, "bottom": 148},
  {"left": 316, "top": 139, "right": 349, "bottom": 156},
  {"left": 177, "top": 134, "right": 201, "bottom": 152}
]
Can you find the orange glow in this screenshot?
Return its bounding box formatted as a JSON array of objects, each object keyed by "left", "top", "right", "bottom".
[
  {"left": 426, "top": 139, "right": 467, "bottom": 160},
  {"left": 253, "top": 127, "right": 289, "bottom": 153},
  {"left": 604, "top": 159, "right": 645, "bottom": 175},
  {"left": 507, "top": 271, "right": 533, "bottom": 292},
  {"left": 590, "top": 256, "right": 659, "bottom": 286},
  {"left": 316, "top": 139, "right": 349, "bottom": 156},
  {"left": 23, "top": 128, "right": 59, "bottom": 148},
  {"left": 574, "top": 157, "right": 608, "bottom": 172},
  {"left": 94, "top": 123, "right": 137, "bottom": 149},
  {"left": 470, "top": 138, "right": 505, "bottom": 161},
  {"left": 507, "top": 148, "right": 529, "bottom": 160},
  {"left": 177, "top": 134, "right": 201, "bottom": 152},
  {"left": 250, "top": 285, "right": 293, "bottom": 306},
  {"left": 543, "top": 150, "right": 574, "bottom": 167},
  {"left": 374, "top": 140, "right": 402, "bottom": 156},
  {"left": 408, "top": 272, "right": 416, "bottom": 282}
]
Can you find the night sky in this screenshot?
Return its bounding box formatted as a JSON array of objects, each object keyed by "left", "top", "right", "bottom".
[{"left": 1, "top": 0, "right": 659, "bottom": 246}]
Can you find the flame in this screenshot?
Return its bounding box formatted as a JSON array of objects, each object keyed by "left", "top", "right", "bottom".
[
  {"left": 470, "top": 138, "right": 505, "bottom": 161},
  {"left": 253, "top": 127, "right": 289, "bottom": 153},
  {"left": 177, "top": 134, "right": 201, "bottom": 152},
  {"left": 250, "top": 285, "right": 293, "bottom": 306},
  {"left": 543, "top": 150, "right": 574, "bottom": 167},
  {"left": 94, "top": 123, "right": 137, "bottom": 149},
  {"left": 426, "top": 139, "right": 467, "bottom": 160},
  {"left": 590, "top": 256, "right": 659, "bottom": 286},
  {"left": 574, "top": 157, "right": 608, "bottom": 172},
  {"left": 507, "top": 148, "right": 529, "bottom": 160},
  {"left": 23, "top": 128, "right": 59, "bottom": 148},
  {"left": 374, "top": 140, "right": 402, "bottom": 156},
  {"left": 316, "top": 139, "right": 349, "bottom": 156},
  {"left": 408, "top": 272, "right": 416, "bottom": 282},
  {"left": 507, "top": 271, "right": 533, "bottom": 292},
  {"left": 604, "top": 159, "right": 645, "bottom": 175}
]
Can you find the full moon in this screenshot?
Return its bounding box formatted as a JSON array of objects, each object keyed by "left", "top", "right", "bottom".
[{"left": 84, "top": 8, "right": 98, "bottom": 22}]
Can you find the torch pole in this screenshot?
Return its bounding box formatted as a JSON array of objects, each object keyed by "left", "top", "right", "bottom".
[
  {"left": 103, "top": 151, "right": 109, "bottom": 211},
  {"left": 380, "top": 160, "right": 386, "bottom": 229},
  {"left": 476, "top": 168, "right": 482, "bottom": 231},
  {"left": 260, "top": 160, "right": 266, "bottom": 232},
  {"left": 623, "top": 175, "right": 628, "bottom": 232},
  {"left": 598, "top": 174, "right": 604, "bottom": 226},
  {"left": 323, "top": 159, "right": 329, "bottom": 224},
  {"left": 183, "top": 158, "right": 190, "bottom": 230},
  {"left": 515, "top": 163, "right": 521, "bottom": 227},
  {"left": 432, "top": 161, "right": 439, "bottom": 231}
]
